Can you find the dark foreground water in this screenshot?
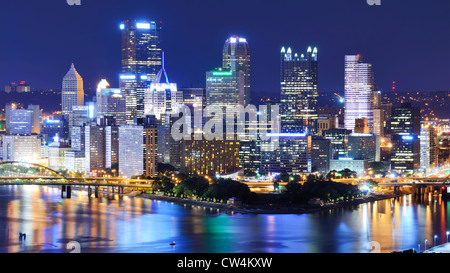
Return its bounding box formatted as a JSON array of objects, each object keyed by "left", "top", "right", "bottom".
[{"left": 0, "top": 185, "right": 449, "bottom": 253}]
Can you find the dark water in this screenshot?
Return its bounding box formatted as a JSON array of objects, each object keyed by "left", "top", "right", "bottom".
[{"left": 0, "top": 185, "right": 449, "bottom": 253}]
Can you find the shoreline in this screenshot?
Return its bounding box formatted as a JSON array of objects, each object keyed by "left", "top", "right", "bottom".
[
  {"left": 44, "top": 185, "right": 407, "bottom": 215},
  {"left": 129, "top": 191, "right": 406, "bottom": 215}
]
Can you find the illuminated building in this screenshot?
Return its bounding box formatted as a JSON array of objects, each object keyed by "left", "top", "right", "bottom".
[
  {"left": 84, "top": 117, "right": 119, "bottom": 176},
  {"left": 181, "top": 133, "right": 240, "bottom": 176},
  {"left": 330, "top": 158, "right": 369, "bottom": 177},
  {"left": 322, "top": 128, "right": 352, "bottom": 159},
  {"left": 354, "top": 118, "right": 369, "bottom": 134},
  {"left": 206, "top": 69, "right": 245, "bottom": 111},
  {"left": 344, "top": 55, "right": 375, "bottom": 133},
  {"left": 119, "top": 125, "right": 144, "bottom": 178},
  {"left": 261, "top": 133, "right": 311, "bottom": 175},
  {"left": 5, "top": 104, "right": 41, "bottom": 135},
  {"left": 48, "top": 140, "right": 70, "bottom": 171},
  {"left": 143, "top": 56, "right": 183, "bottom": 120},
  {"left": 96, "top": 79, "right": 127, "bottom": 125},
  {"left": 42, "top": 118, "right": 68, "bottom": 145},
  {"left": 420, "top": 124, "right": 437, "bottom": 173},
  {"left": 390, "top": 103, "right": 421, "bottom": 174},
  {"left": 317, "top": 116, "right": 338, "bottom": 136},
  {"left": 280, "top": 46, "right": 318, "bottom": 134},
  {"left": 119, "top": 20, "right": 162, "bottom": 124},
  {"left": 140, "top": 116, "right": 158, "bottom": 178},
  {"left": 311, "top": 136, "right": 332, "bottom": 174},
  {"left": 2, "top": 135, "right": 42, "bottom": 164},
  {"left": 222, "top": 36, "right": 250, "bottom": 106},
  {"left": 62, "top": 63, "right": 84, "bottom": 118},
  {"left": 437, "top": 132, "right": 450, "bottom": 166},
  {"left": 347, "top": 133, "right": 380, "bottom": 162}
]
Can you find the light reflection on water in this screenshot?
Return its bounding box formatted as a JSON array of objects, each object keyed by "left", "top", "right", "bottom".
[{"left": 0, "top": 185, "right": 448, "bottom": 253}]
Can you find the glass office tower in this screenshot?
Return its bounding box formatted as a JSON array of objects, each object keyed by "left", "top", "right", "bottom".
[
  {"left": 344, "top": 55, "right": 375, "bottom": 133},
  {"left": 222, "top": 36, "right": 250, "bottom": 106},
  {"left": 119, "top": 20, "right": 162, "bottom": 124},
  {"left": 280, "top": 46, "right": 318, "bottom": 135},
  {"left": 62, "top": 63, "right": 84, "bottom": 119}
]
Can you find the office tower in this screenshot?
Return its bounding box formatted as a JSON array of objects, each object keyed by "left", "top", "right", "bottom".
[
  {"left": 260, "top": 133, "right": 311, "bottom": 175},
  {"left": 84, "top": 117, "right": 119, "bottom": 176},
  {"left": 120, "top": 20, "right": 162, "bottom": 124},
  {"left": 0, "top": 112, "right": 5, "bottom": 133},
  {"left": 69, "top": 105, "right": 94, "bottom": 130},
  {"left": 65, "top": 124, "right": 86, "bottom": 173},
  {"left": 379, "top": 103, "right": 392, "bottom": 137},
  {"left": 62, "top": 64, "right": 84, "bottom": 118},
  {"left": 181, "top": 133, "right": 240, "bottom": 176},
  {"left": 373, "top": 109, "right": 385, "bottom": 137},
  {"left": 180, "top": 87, "right": 206, "bottom": 109},
  {"left": 420, "top": 124, "right": 438, "bottom": 174},
  {"left": 2, "top": 135, "right": 42, "bottom": 163},
  {"left": 48, "top": 140, "right": 70, "bottom": 171},
  {"left": 222, "top": 36, "right": 250, "bottom": 106},
  {"left": 96, "top": 79, "right": 127, "bottom": 125},
  {"left": 5, "top": 104, "right": 41, "bottom": 135},
  {"left": 140, "top": 115, "right": 158, "bottom": 178},
  {"left": 280, "top": 46, "right": 318, "bottom": 134},
  {"left": 42, "top": 118, "right": 68, "bottom": 145},
  {"left": 347, "top": 133, "right": 380, "bottom": 162},
  {"left": 391, "top": 103, "right": 421, "bottom": 174},
  {"left": 330, "top": 158, "right": 369, "bottom": 177},
  {"left": 84, "top": 123, "right": 106, "bottom": 175},
  {"left": 322, "top": 128, "right": 352, "bottom": 159},
  {"left": 144, "top": 57, "right": 183, "bottom": 120},
  {"left": 344, "top": 55, "right": 375, "bottom": 133},
  {"left": 438, "top": 132, "right": 450, "bottom": 166},
  {"left": 354, "top": 118, "right": 369, "bottom": 134},
  {"left": 206, "top": 69, "right": 245, "bottom": 110},
  {"left": 119, "top": 125, "right": 144, "bottom": 178},
  {"left": 311, "top": 136, "right": 332, "bottom": 174}
]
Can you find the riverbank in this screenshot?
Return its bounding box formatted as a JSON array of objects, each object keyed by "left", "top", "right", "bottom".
[{"left": 127, "top": 190, "right": 406, "bottom": 215}]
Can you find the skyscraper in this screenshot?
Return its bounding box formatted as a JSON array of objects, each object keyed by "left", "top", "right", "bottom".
[
  {"left": 391, "top": 103, "right": 421, "bottom": 174},
  {"left": 119, "top": 20, "right": 162, "bottom": 124},
  {"left": 143, "top": 55, "right": 183, "bottom": 120},
  {"left": 222, "top": 36, "right": 250, "bottom": 106},
  {"left": 344, "top": 55, "right": 375, "bottom": 133},
  {"left": 280, "top": 46, "right": 318, "bottom": 134},
  {"left": 62, "top": 63, "right": 84, "bottom": 118},
  {"left": 96, "top": 79, "right": 127, "bottom": 125}
]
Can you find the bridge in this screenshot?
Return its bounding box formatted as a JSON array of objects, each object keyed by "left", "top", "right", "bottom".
[
  {"left": 0, "top": 161, "right": 155, "bottom": 198},
  {"left": 332, "top": 175, "right": 450, "bottom": 196}
]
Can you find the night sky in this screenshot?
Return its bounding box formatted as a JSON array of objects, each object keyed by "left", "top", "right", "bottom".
[{"left": 1, "top": 0, "right": 450, "bottom": 100}]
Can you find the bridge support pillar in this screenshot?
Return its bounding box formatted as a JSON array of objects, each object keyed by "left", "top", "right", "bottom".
[
  {"left": 95, "top": 186, "right": 99, "bottom": 198},
  {"left": 61, "top": 185, "right": 71, "bottom": 199}
]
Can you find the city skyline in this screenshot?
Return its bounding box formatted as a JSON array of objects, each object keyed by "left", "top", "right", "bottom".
[{"left": 1, "top": 0, "right": 450, "bottom": 97}]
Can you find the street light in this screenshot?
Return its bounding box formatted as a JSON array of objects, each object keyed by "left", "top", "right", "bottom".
[
  {"left": 434, "top": 235, "right": 438, "bottom": 247},
  {"left": 425, "top": 239, "right": 428, "bottom": 251},
  {"left": 447, "top": 231, "right": 449, "bottom": 243}
]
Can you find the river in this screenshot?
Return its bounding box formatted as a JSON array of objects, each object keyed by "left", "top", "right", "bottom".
[{"left": 0, "top": 185, "right": 448, "bottom": 253}]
